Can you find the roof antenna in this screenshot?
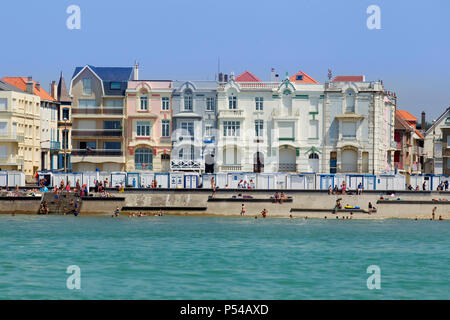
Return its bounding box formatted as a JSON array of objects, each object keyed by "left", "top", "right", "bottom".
[{"left": 328, "top": 69, "right": 332, "bottom": 80}]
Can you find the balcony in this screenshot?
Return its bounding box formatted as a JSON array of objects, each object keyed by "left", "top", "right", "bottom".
[
  {"left": 278, "top": 163, "right": 297, "bottom": 172},
  {"left": 135, "top": 163, "right": 153, "bottom": 171},
  {"left": 219, "top": 164, "right": 242, "bottom": 172},
  {"left": 71, "top": 149, "right": 123, "bottom": 156},
  {"left": 218, "top": 109, "right": 244, "bottom": 118},
  {"left": 0, "top": 155, "right": 24, "bottom": 166},
  {"left": 0, "top": 134, "right": 24, "bottom": 143},
  {"left": 50, "top": 141, "right": 60, "bottom": 151},
  {"left": 72, "top": 107, "right": 124, "bottom": 117},
  {"left": 171, "top": 159, "right": 203, "bottom": 170},
  {"left": 72, "top": 129, "right": 123, "bottom": 138}
]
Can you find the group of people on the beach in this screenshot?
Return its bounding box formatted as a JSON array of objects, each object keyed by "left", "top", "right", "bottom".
[
  {"left": 406, "top": 180, "right": 449, "bottom": 191},
  {"left": 272, "top": 192, "right": 287, "bottom": 204},
  {"left": 239, "top": 203, "right": 268, "bottom": 219},
  {"left": 328, "top": 181, "right": 365, "bottom": 195}
]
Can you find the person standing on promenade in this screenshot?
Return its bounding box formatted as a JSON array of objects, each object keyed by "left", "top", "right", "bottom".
[
  {"left": 423, "top": 181, "right": 427, "bottom": 191},
  {"left": 328, "top": 185, "right": 332, "bottom": 195},
  {"left": 432, "top": 207, "right": 437, "bottom": 220}
]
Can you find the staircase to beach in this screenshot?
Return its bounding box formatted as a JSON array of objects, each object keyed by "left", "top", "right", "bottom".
[{"left": 41, "top": 192, "right": 81, "bottom": 215}]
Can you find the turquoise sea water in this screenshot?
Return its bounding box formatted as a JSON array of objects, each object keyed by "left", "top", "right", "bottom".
[{"left": 0, "top": 215, "right": 449, "bottom": 300}]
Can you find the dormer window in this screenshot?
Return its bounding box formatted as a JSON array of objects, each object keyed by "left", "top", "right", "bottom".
[
  {"left": 140, "top": 96, "right": 148, "bottom": 111},
  {"left": 110, "top": 82, "right": 121, "bottom": 90},
  {"left": 184, "top": 90, "right": 193, "bottom": 111},
  {"left": 296, "top": 75, "right": 303, "bottom": 81}
]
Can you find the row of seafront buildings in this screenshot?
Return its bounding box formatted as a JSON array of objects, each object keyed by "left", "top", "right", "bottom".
[{"left": 1, "top": 63, "right": 449, "bottom": 184}]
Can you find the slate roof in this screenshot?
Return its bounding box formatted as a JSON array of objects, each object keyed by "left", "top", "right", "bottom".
[
  {"left": 57, "top": 72, "right": 71, "bottom": 102},
  {"left": 0, "top": 80, "right": 24, "bottom": 92},
  {"left": 172, "top": 80, "right": 218, "bottom": 92}
]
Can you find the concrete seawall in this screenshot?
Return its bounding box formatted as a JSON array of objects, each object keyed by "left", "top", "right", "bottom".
[{"left": 1, "top": 190, "right": 449, "bottom": 219}]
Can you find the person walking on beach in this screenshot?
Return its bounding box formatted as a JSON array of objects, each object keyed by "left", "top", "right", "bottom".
[
  {"left": 114, "top": 207, "right": 120, "bottom": 217},
  {"left": 432, "top": 207, "right": 437, "bottom": 220},
  {"left": 240, "top": 204, "right": 245, "bottom": 216}
]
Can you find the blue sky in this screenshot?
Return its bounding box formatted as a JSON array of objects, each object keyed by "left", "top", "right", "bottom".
[{"left": 0, "top": 0, "right": 449, "bottom": 120}]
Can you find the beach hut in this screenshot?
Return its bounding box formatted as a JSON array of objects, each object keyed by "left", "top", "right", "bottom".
[
  {"left": 82, "top": 171, "right": 98, "bottom": 187},
  {"left": 127, "top": 173, "right": 140, "bottom": 188},
  {"left": 227, "top": 173, "right": 247, "bottom": 188},
  {"left": 154, "top": 173, "right": 169, "bottom": 188},
  {"left": 6, "top": 171, "right": 25, "bottom": 187},
  {"left": 317, "top": 174, "right": 334, "bottom": 190},
  {"left": 170, "top": 172, "right": 184, "bottom": 188},
  {"left": 38, "top": 171, "right": 53, "bottom": 187},
  {"left": 140, "top": 172, "right": 155, "bottom": 188},
  {"left": 0, "top": 171, "right": 8, "bottom": 187},
  {"left": 66, "top": 172, "right": 83, "bottom": 188},
  {"left": 111, "top": 172, "right": 127, "bottom": 188},
  {"left": 202, "top": 173, "right": 227, "bottom": 189},
  {"left": 184, "top": 173, "right": 199, "bottom": 188},
  {"left": 98, "top": 172, "right": 111, "bottom": 187}
]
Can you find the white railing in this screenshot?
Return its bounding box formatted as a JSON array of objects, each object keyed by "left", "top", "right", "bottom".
[
  {"left": 219, "top": 164, "right": 242, "bottom": 171},
  {"left": 171, "top": 159, "right": 204, "bottom": 170},
  {"left": 218, "top": 109, "right": 243, "bottom": 117}
]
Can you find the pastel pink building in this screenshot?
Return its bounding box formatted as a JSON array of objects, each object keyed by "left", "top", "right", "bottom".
[{"left": 125, "top": 80, "right": 172, "bottom": 172}]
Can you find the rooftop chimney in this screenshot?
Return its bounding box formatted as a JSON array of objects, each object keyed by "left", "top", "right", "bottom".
[
  {"left": 218, "top": 72, "right": 223, "bottom": 82},
  {"left": 26, "top": 76, "right": 34, "bottom": 94},
  {"left": 50, "top": 81, "right": 57, "bottom": 99},
  {"left": 224, "top": 74, "right": 228, "bottom": 82},
  {"left": 35, "top": 82, "right": 40, "bottom": 92},
  {"left": 133, "top": 60, "right": 139, "bottom": 81},
  {"left": 421, "top": 111, "right": 426, "bottom": 131}
]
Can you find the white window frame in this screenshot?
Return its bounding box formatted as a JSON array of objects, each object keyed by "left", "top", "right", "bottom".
[
  {"left": 223, "top": 121, "right": 240, "bottom": 137},
  {"left": 162, "top": 120, "right": 170, "bottom": 137},
  {"left": 136, "top": 121, "right": 151, "bottom": 137},
  {"left": 184, "top": 92, "right": 193, "bottom": 111},
  {"left": 255, "top": 120, "right": 263, "bottom": 137},
  {"left": 140, "top": 96, "right": 148, "bottom": 111},
  {"left": 161, "top": 97, "right": 170, "bottom": 111},
  {"left": 228, "top": 96, "right": 237, "bottom": 109},
  {"left": 206, "top": 97, "right": 215, "bottom": 111},
  {"left": 255, "top": 97, "right": 263, "bottom": 111}
]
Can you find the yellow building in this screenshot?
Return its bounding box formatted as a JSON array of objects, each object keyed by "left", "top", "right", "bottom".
[{"left": 0, "top": 80, "right": 41, "bottom": 179}]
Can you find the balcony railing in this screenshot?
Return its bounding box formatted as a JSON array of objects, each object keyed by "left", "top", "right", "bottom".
[
  {"left": 278, "top": 163, "right": 297, "bottom": 172},
  {"left": 135, "top": 163, "right": 153, "bottom": 170},
  {"left": 219, "top": 164, "right": 242, "bottom": 171},
  {"left": 72, "top": 107, "right": 124, "bottom": 116},
  {"left": 171, "top": 159, "right": 203, "bottom": 170},
  {"left": 218, "top": 109, "right": 244, "bottom": 118},
  {"left": 0, "top": 134, "right": 24, "bottom": 142},
  {"left": 50, "top": 141, "right": 60, "bottom": 150},
  {"left": 71, "top": 149, "right": 123, "bottom": 156},
  {"left": 0, "top": 155, "right": 24, "bottom": 165},
  {"left": 72, "top": 129, "right": 123, "bottom": 137}
]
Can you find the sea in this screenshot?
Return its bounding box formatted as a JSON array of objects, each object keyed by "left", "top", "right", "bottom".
[{"left": 0, "top": 215, "right": 449, "bottom": 299}]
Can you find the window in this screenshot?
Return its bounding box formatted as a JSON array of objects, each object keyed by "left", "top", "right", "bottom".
[
  {"left": 184, "top": 90, "right": 193, "bottom": 111},
  {"left": 0, "top": 122, "right": 7, "bottom": 136},
  {"left": 104, "top": 99, "right": 123, "bottom": 108},
  {"left": 0, "top": 98, "right": 7, "bottom": 111},
  {"left": 0, "top": 146, "right": 7, "bottom": 158},
  {"left": 62, "top": 108, "right": 70, "bottom": 120},
  {"left": 103, "top": 141, "right": 121, "bottom": 150},
  {"left": 223, "top": 121, "right": 240, "bottom": 137},
  {"left": 309, "top": 153, "right": 319, "bottom": 159},
  {"left": 206, "top": 97, "right": 215, "bottom": 111},
  {"left": 181, "top": 122, "right": 194, "bottom": 137},
  {"left": 162, "top": 97, "right": 170, "bottom": 110},
  {"left": 205, "top": 124, "right": 213, "bottom": 137},
  {"left": 255, "top": 120, "right": 263, "bottom": 137},
  {"left": 110, "top": 82, "right": 121, "bottom": 90},
  {"left": 447, "top": 135, "right": 450, "bottom": 148},
  {"left": 62, "top": 129, "right": 69, "bottom": 149},
  {"left": 82, "top": 78, "right": 92, "bottom": 95},
  {"left": 140, "top": 96, "right": 148, "bottom": 111},
  {"left": 345, "top": 90, "right": 355, "bottom": 113},
  {"left": 162, "top": 120, "right": 170, "bottom": 137},
  {"left": 178, "top": 148, "right": 184, "bottom": 159},
  {"left": 137, "top": 121, "right": 151, "bottom": 137},
  {"left": 78, "top": 99, "right": 96, "bottom": 108},
  {"left": 228, "top": 96, "right": 237, "bottom": 109},
  {"left": 255, "top": 97, "right": 263, "bottom": 111},
  {"left": 79, "top": 141, "right": 96, "bottom": 149},
  {"left": 296, "top": 75, "right": 304, "bottom": 81},
  {"left": 103, "top": 121, "right": 121, "bottom": 129},
  {"left": 342, "top": 121, "right": 357, "bottom": 138},
  {"left": 135, "top": 148, "right": 153, "bottom": 169}
]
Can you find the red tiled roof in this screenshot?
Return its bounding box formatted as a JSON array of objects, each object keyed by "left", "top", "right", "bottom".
[
  {"left": 396, "top": 110, "right": 418, "bottom": 122},
  {"left": 235, "top": 71, "right": 261, "bottom": 82},
  {"left": 333, "top": 75, "right": 365, "bottom": 82},
  {"left": 289, "top": 71, "right": 319, "bottom": 84},
  {"left": 2, "top": 77, "right": 56, "bottom": 101}
]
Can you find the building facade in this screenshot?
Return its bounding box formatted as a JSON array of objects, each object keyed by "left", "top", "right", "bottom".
[
  {"left": 171, "top": 80, "right": 218, "bottom": 173},
  {"left": 125, "top": 80, "right": 173, "bottom": 172},
  {"left": 423, "top": 107, "right": 450, "bottom": 174},
  {"left": 216, "top": 70, "right": 324, "bottom": 173},
  {"left": 0, "top": 80, "right": 41, "bottom": 179},
  {"left": 70, "top": 65, "right": 135, "bottom": 172},
  {"left": 322, "top": 77, "right": 395, "bottom": 175},
  {"left": 2, "top": 76, "right": 60, "bottom": 172}
]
